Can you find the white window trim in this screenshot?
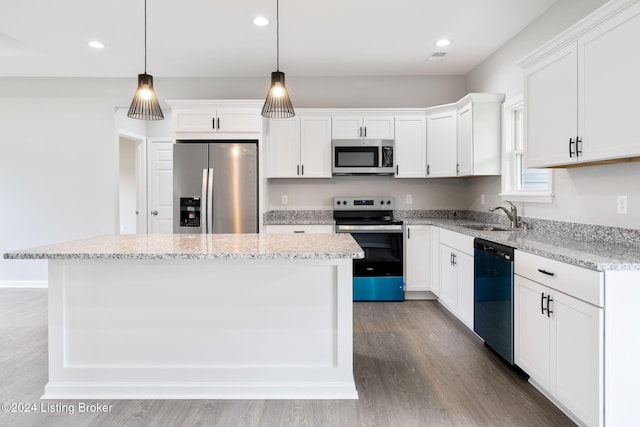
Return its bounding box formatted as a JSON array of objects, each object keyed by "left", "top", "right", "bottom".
[{"left": 500, "top": 95, "right": 553, "bottom": 204}]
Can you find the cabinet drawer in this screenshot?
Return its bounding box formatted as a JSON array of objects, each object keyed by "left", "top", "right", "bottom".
[
  {"left": 265, "top": 224, "right": 334, "bottom": 234},
  {"left": 439, "top": 229, "right": 474, "bottom": 255},
  {"left": 515, "top": 250, "right": 603, "bottom": 307}
]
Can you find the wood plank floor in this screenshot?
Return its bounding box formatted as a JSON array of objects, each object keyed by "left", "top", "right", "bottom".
[{"left": 0, "top": 288, "right": 574, "bottom": 427}]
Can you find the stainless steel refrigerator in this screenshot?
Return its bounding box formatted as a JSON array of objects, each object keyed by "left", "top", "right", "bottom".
[{"left": 173, "top": 141, "right": 258, "bottom": 234}]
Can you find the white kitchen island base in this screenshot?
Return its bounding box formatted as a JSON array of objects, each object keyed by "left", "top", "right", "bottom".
[{"left": 45, "top": 257, "right": 357, "bottom": 400}]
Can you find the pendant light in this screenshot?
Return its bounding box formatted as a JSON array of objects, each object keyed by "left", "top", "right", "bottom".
[
  {"left": 261, "top": 0, "right": 295, "bottom": 118},
  {"left": 127, "top": 0, "right": 164, "bottom": 120}
]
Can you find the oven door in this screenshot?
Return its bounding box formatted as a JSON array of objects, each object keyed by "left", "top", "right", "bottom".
[{"left": 337, "top": 226, "right": 404, "bottom": 301}]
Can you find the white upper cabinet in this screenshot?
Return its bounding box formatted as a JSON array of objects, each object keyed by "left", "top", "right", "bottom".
[
  {"left": 167, "top": 100, "right": 262, "bottom": 138},
  {"left": 455, "top": 94, "right": 503, "bottom": 177},
  {"left": 426, "top": 107, "right": 457, "bottom": 177},
  {"left": 521, "top": 0, "right": 640, "bottom": 168},
  {"left": 331, "top": 115, "right": 394, "bottom": 139},
  {"left": 268, "top": 115, "right": 332, "bottom": 178},
  {"left": 523, "top": 44, "right": 578, "bottom": 167},
  {"left": 394, "top": 116, "right": 427, "bottom": 178}
]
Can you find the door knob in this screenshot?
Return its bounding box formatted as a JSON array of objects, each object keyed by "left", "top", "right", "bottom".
[{"left": 151, "top": 210, "right": 158, "bottom": 216}]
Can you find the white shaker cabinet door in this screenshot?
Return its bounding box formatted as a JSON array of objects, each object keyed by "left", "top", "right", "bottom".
[
  {"left": 426, "top": 109, "right": 457, "bottom": 177},
  {"left": 578, "top": 3, "right": 640, "bottom": 163},
  {"left": 514, "top": 275, "right": 550, "bottom": 389},
  {"left": 524, "top": 44, "right": 578, "bottom": 168},
  {"left": 394, "top": 116, "right": 427, "bottom": 178},
  {"left": 550, "top": 290, "right": 603, "bottom": 427},
  {"left": 299, "top": 116, "right": 332, "bottom": 178}
]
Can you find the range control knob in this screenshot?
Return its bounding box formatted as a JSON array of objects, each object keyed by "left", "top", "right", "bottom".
[
  {"left": 336, "top": 201, "right": 341, "bottom": 205},
  {"left": 386, "top": 200, "right": 391, "bottom": 205}
]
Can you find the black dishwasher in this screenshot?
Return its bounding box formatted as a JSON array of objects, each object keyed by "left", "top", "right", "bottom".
[{"left": 474, "top": 238, "right": 515, "bottom": 365}]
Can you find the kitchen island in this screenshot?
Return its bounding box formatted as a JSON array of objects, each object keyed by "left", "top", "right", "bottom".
[{"left": 4, "top": 233, "right": 364, "bottom": 400}]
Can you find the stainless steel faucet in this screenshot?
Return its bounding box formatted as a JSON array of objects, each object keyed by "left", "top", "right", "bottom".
[{"left": 489, "top": 201, "right": 519, "bottom": 228}]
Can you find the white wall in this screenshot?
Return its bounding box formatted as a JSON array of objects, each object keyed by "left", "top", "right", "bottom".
[
  {"left": 465, "top": 0, "right": 640, "bottom": 230},
  {"left": 0, "top": 75, "right": 466, "bottom": 284}
]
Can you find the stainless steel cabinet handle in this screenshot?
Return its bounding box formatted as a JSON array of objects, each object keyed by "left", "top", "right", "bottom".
[
  {"left": 297, "top": 165, "right": 300, "bottom": 176},
  {"left": 546, "top": 295, "right": 553, "bottom": 318},
  {"left": 364, "top": 126, "right": 367, "bottom": 137},
  {"left": 407, "top": 227, "right": 411, "bottom": 239},
  {"left": 541, "top": 292, "right": 546, "bottom": 315},
  {"left": 301, "top": 164, "right": 304, "bottom": 176},
  {"left": 427, "top": 164, "right": 430, "bottom": 175},
  {"left": 217, "top": 118, "right": 220, "bottom": 130},
  {"left": 151, "top": 210, "right": 158, "bottom": 216}
]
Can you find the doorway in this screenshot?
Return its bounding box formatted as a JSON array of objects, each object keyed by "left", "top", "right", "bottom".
[{"left": 118, "top": 133, "right": 147, "bottom": 234}]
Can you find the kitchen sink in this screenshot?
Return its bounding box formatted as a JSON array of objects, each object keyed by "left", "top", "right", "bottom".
[{"left": 460, "top": 224, "right": 514, "bottom": 232}]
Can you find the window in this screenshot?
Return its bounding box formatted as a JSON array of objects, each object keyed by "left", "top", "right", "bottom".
[{"left": 500, "top": 96, "right": 553, "bottom": 203}]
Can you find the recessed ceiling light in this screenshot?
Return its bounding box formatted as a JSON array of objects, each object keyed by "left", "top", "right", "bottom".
[
  {"left": 435, "top": 39, "right": 451, "bottom": 47},
  {"left": 253, "top": 16, "right": 269, "bottom": 26},
  {"left": 88, "top": 40, "right": 105, "bottom": 49}
]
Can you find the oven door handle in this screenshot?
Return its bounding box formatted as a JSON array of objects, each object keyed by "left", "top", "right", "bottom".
[{"left": 335, "top": 225, "right": 403, "bottom": 233}]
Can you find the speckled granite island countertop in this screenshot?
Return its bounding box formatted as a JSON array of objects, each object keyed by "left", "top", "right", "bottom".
[{"left": 3, "top": 233, "right": 364, "bottom": 261}]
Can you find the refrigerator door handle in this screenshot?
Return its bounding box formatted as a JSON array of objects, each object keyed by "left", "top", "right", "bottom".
[
  {"left": 207, "top": 167, "right": 214, "bottom": 233},
  {"left": 201, "top": 169, "right": 208, "bottom": 234}
]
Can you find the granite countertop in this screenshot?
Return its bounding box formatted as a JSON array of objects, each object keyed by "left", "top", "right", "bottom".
[
  {"left": 263, "top": 210, "right": 640, "bottom": 271},
  {"left": 404, "top": 218, "right": 640, "bottom": 271},
  {"left": 3, "top": 234, "right": 364, "bottom": 261}
]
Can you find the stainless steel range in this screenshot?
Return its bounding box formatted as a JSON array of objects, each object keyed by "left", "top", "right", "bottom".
[{"left": 333, "top": 196, "right": 404, "bottom": 301}]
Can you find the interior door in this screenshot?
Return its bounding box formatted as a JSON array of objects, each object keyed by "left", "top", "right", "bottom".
[{"left": 148, "top": 139, "right": 174, "bottom": 234}]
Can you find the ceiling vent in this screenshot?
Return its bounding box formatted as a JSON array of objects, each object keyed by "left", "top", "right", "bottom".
[{"left": 428, "top": 52, "right": 447, "bottom": 62}]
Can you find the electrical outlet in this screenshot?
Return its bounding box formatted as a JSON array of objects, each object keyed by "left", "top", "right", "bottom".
[
  {"left": 281, "top": 195, "right": 288, "bottom": 205},
  {"left": 480, "top": 194, "right": 485, "bottom": 205},
  {"left": 406, "top": 194, "right": 413, "bottom": 205},
  {"left": 617, "top": 195, "right": 628, "bottom": 214}
]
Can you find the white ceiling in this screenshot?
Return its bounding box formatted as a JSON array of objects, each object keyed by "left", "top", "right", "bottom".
[{"left": 0, "top": 0, "right": 559, "bottom": 78}]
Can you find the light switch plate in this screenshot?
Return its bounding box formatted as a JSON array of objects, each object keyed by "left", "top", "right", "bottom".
[
  {"left": 406, "top": 194, "right": 413, "bottom": 204},
  {"left": 281, "top": 195, "right": 288, "bottom": 205}
]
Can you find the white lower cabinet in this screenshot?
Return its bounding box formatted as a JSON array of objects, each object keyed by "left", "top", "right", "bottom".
[
  {"left": 438, "top": 229, "right": 474, "bottom": 329},
  {"left": 515, "top": 251, "right": 603, "bottom": 427},
  {"left": 264, "top": 224, "right": 334, "bottom": 234},
  {"left": 404, "top": 225, "right": 432, "bottom": 294}
]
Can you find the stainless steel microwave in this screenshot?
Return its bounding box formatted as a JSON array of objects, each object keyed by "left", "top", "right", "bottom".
[{"left": 332, "top": 139, "right": 395, "bottom": 175}]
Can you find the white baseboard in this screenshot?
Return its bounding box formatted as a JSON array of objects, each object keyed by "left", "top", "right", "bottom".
[{"left": 0, "top": 280, "right": 47, "bottom": 288}]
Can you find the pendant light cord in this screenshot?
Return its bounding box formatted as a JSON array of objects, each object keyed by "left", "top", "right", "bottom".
[
  {"left": 144, "top": 0, "right": 148, "bottom": 74},
  {"left": 276, "top": 0, "right": 280, "bottom": 71}
]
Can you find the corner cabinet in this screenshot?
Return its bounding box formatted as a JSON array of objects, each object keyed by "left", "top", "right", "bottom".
[
  {"left": 455, "top": 93, "right": 504, "bottom": 177},
  {"left": 167, "top": 100, "right": 262, "bottom": 139},
  {"left": 267, "top": 115, "right": 332, "bottom": 178},
  {"left": 424, "top": 94, "right": 503, "bottom": 178},
  {"left": 438, "top": 229, "right": 474, "bottom": 329},
  {"left": 521, "top": 0, "right": 640, "bottom": 168},
  {"left": 426, "top": 106, "right": 457, "bottom": 177},
  {"left": 394, "top": 116, "right": 427, "bottom": 178}
]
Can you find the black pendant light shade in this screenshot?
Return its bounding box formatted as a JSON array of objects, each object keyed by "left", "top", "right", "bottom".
[
  {"left": 261, "top": 0, "right": 295, "bottom": 118},
  {"left": 127, "top": 0, "right": 164, "bottom": 121},
  {"left": 262, "top": 71, "right": 294, "bottom": 118},
  {"left": 128, "top": 73, "right": 164, "bottom": 120}
]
